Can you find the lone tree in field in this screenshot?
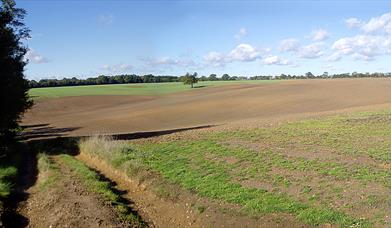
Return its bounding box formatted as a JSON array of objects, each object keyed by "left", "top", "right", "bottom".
[
  {"left": 0, "top": 0, "right": 32, "bottom": 153},
  {"left": 182, "top": 72, "right": 198, "bottom": 88}
]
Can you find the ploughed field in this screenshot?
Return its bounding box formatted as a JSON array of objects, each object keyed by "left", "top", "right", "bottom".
[
  {"left": 24, "top": 78, "right": 391, "bottom": 136},
  {"left": 17, "top": 78, "right": 391, "bottom": 227}
]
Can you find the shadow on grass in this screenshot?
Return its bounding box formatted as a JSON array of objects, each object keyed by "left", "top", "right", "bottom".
[
  {"left": 1, "top": 143, "right": 37, "bottom": 228},
  {"left": 193, "top": 85, "right": 206, "bottom": 88},
  {"left": 3, "top": 124, "right": 215, "bottom": 227},
  {"left": 1, "top": 124, "right": 79, "bottom": 227}
]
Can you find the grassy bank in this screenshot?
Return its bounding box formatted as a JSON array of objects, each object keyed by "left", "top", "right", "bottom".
[
  {"left": 29, "top": 80, "right": 277, "bottom": 98},
  {"left": 79, "top": 110, "right": 391, "bottom": 227},
  {"left": 58, "top": 154, "right": 146, "bottom": 227}
]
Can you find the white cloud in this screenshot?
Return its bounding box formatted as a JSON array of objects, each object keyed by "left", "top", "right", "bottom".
[
  {"left": 330, "top": 12, "right": 391, "bottom": 61},
  {"left": 150, "top": 57, "right": 178, "bottom": 65},
  {"left": 299, "top": 42, "right": 325, "bottom": 58},
  {"left": 140, "top": 56, "right": 197, "bottom": 69},
  {"left": 228, "top": 43, "right": 261, "bottom": 61},
  {"left": 203, "top": 43, "right": 266, "bottom": 67},
  {"left": 98, "top": 14, "right": 114, "bottom": 25},
  {"left": 310, "top": 28, "right": 329, "bottom": 41},
  {"left": 203, "top": 52, "right": 227, "bottom": 67},
  {"left": 262, "top": 55, "right": 291, "bottom": 65},
  {"left": 25, "top": 49, "right": 48, "bottom": 64},
  {"left": 326, "top": 52, "right": 343, "bottom": 62},
  {"left": 352, "top": 53, "right": 375, "bottom": 61},
  {"left": 278, "top": 38, "right": 300, "bottom": 52},
  {"left": 329, "top": 34, "right": 390, "bottom": 61},
  {"left": 102, "top": 64, "right": 132, "bottom": 73},
  {"left": 234, "top": 28, "right": 247, "bottom": 40},
  {"left": 361, "top": 12, "right": 391, "bottom": 33},
  {"left": 345, "top": 17, "right": 362, "bottom": 28}
]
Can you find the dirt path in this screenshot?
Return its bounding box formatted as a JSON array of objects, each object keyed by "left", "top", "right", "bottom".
[{"left": 16, "top": 155, "right": 132, "bottom": 228}]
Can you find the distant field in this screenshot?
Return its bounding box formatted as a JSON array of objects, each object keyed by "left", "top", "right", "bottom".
[{"left": 28, "top": 80, "right": 277, "bottom": 98}]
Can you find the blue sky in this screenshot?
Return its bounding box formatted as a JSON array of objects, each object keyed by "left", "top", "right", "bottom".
[{"left": 19, "top": 0, "right": 391, "bottom": 80}]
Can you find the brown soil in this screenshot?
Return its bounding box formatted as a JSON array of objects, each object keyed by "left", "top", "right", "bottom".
[
  {"left": 16, "top": 155, "right": 131, "bottom": 228},
  {"left": 19, "top": 78, "right": 391, "bottom": 227},
  {"left": 22, "top": 78, "right": 391, "bottom": 137}
]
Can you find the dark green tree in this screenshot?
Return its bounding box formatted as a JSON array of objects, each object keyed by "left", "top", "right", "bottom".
[
  {"left": 208, "top": 74, "right": 217, "bottom": 81},
  {"left": 0, "top": 0, "right": 32, "bottom": 153},
  {"left": 305, "top": 72, "right": 315, "bottom": 79},
  {"left": 221, "top": 73, "right": 230, "bottom": 81},
  {"left": 182, "top": 72, "right": 198, "bottom": 88}
]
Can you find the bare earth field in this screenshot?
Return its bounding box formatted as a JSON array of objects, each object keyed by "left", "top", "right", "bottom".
[
  {"left": 16, "top": 78, "right": 391, "bottom": 227},
  {"left": 23, "top": 78, "right": 391, "bottom": 136}
]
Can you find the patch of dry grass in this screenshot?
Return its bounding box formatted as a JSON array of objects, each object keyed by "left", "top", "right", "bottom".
[{"left": 79, "top": 135, "right": 127, "bottom": 160}]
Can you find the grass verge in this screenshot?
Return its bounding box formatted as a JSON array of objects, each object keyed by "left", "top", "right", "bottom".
[{"left": 58, "top": 154, "right": 146, "bottom": 227}]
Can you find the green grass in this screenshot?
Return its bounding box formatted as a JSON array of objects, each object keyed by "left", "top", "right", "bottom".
[
  {"left": 0, "top": 166, "right": 17, "bottom": 198},
  {"left": 36, "top": 153, "right": 59, "bottom": 189},
  {"left": 80, "top": 110, "right": 391, "bottom": 227},
  {"left": 58, "top": 154, "right": 146, "bottom": 227},
  {"left": 219, "top": 111, "right": 391, "bottom": 163},
  {"left": 29, "top": 80, "right": 277, "bottom": 98},
  {"left": 135, "top": 141, "right": 367, "bottom": 227},
  {"left": 0, "top": 144, "right": 23, "bottom": 199}
]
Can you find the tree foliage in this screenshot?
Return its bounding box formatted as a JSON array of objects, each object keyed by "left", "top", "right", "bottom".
[
  {"left": 208, "top": 74, "right": 217, "bottom": 81},
  {"left": 0, "top": 0, "right": 32, "bottom": 152},
  {"left": 28, "top": 74, "right": 179, "bottom": 88},
  {"left": 181, "top": 72, "right": 198, "bottom": 88},
  {"left": 221, "top": 74, "right": 230, "bottom": 81}
]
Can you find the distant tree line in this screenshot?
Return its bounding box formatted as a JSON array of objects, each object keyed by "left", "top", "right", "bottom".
[
  {"left": 28, "top": 74, "right": 179, "bottom": 88},
  {"left": 29, "top": 71, "right": 391, "bottom": 88},
  {"left": 272, "top": 72, "right": 391, "bottom": 80}
]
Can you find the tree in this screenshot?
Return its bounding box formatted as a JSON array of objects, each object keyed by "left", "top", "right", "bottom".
[
  {"left": 199, "top": 76, "right": 207, "bottom": 81},
  {"left": 182, "top": 72, "right": 198, "bottom": 88},
  {"left": 305, "top": 72, "right": 315, "bottom": 79},
  {"left": 208, "top": 74, "right": 217, "bottom": 81},
  {"left": 221, "top": 73, "right": 230, "bottom": 81},
  {"left": 96, "top": 75, "right": 109, "bottom": 84},
  {"left": 0, "top": 0, "right": 32, "bottom": 153}
]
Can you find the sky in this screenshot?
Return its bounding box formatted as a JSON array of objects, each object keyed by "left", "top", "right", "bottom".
[{"left": 17, "top": 0, "right": 391, "bottom": 80}]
